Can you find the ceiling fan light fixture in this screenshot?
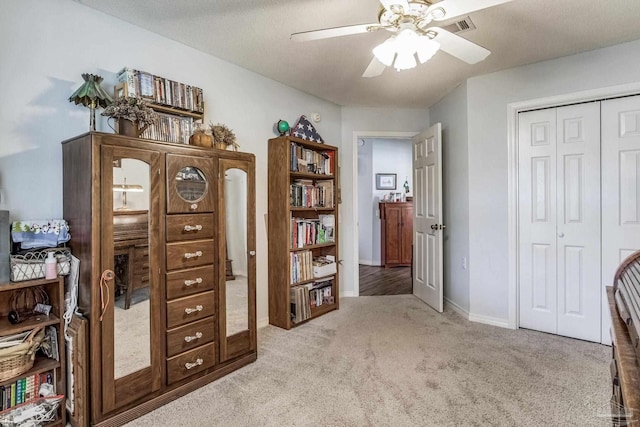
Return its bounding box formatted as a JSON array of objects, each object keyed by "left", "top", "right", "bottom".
[
  {"left": 373, "top": 37, "right": 397, "bottom": 67},
  {"left": 416, "top": 37, "right": 440, "bottom": 63},
  {"left": 394, "top": 50, "right": 416, "bottom": 71},
  {"left": 394, "top": 28, "right": 420, "bottom": 54}
]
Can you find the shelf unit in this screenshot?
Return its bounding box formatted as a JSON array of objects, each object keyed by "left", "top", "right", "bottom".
[
  {"left": 268, "top": 135, "right": 339, "bottom": 329},
  {"left": 0, "top": 277, "right": 66, "bottom": 426}
]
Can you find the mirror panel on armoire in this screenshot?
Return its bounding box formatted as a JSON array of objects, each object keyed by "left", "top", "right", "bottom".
[
  {"left": 219, "top": 158, "right": 256, "bottom": 362},
  {"left": 100, "top": 145, "right": 161, "bottom": 413}
]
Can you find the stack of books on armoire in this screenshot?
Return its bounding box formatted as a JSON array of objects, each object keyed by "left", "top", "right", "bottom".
[{"left": 115, "top": 67, "right": 205, "bottom": 144}]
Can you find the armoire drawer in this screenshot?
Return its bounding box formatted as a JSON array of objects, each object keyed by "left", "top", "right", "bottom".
[
  {"left": 166, "top": 239, "right": 215, "bottom": 271},
  {"left": 167, "top": 342, "right": 216, "bottom": 385},
  {"left": 166, "top": 317, "right": 216, "bottom": 357},
  {"left": 166, "top": 290, "right": 216, "bottom": 328},
  {"left": 166, "top": 214, "right": 214, "bottom": 242},
  {"left": 166, "top": 265, "right": 215, "bottom": 300}
]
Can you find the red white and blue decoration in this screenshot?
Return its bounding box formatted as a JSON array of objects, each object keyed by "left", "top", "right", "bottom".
[{"left": 291, "top": 115, "right": 324, "bottom": 144}]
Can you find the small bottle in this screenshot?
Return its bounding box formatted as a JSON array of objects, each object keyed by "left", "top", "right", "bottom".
[{"left": 45, "top": 251, "right": 57, "bottom": 279}]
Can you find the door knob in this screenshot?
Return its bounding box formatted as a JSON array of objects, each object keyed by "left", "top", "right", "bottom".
[
  {"left": 440, "top": 224, "right": 447, "bottom": 230},
  {"left": 249, "top": 250, "right": 256, "bottom": 256},
  {"left": 558, "top": 232, "right": 564, "bottom": 238},
  {"left": 430, "top": 224, "right": 438, "bottom": 230}
]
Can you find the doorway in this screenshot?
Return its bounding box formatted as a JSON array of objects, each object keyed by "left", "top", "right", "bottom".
[{"left": 351, "top": 132, "right": 416, "bottom": 296}]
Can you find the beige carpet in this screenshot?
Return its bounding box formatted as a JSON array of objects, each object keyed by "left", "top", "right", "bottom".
[{"left": 125, "top": 295, "right": 611, "bottom": 426}]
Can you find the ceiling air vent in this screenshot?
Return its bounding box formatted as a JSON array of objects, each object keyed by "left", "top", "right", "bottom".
[{"left": 441, "top": 16, "right": 476, "bottom": 34}]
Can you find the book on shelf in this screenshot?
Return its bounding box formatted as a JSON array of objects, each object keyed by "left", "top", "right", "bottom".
[
  {"left": 308, "top": 278, "right": 333, "bottom": 308},
  {"left": 318, "top": 214, "right": 335, "bottom": 242},
  {"left": 290, "top": 218, "right": 326, "bottom": 248},
  {"left": 140, "top": 111, "right": 194, "bottom": 144},
  {"left": 289, "top": 142, "right": 333, "bottom": 175},
  {"left": 289, "top": 180, "right": 334, "bottom": 209},
  {"left": 290, "top": 285, "right": 311, "bottom": 324},
  {"left": 116, "top": 67, "right": 204, "bottom": 113},
  {"left": 290, "top": 250, "right": 313, "bottom": 284},
  {"left": 290, "top": 278, "right": 334, "bottom": 321},
  {"left": 0, "top": 370, "right": 53, "bottom": 412}
]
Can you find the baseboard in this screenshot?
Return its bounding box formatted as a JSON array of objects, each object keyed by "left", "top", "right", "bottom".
[
  {"left": 358, "top": 260, "right": 379, "bottom": 266},
  {"left": 341, "top": 291, "right": 357, "bottom": 297},
  {"left": 468, "top": 312, "right": 510, "bottom": 329},
  {"left": 257, "top": 317, "right": 269, "bottom": 329},
  {"left": 444, "top": 297, "right": 469, "bottom": 319}
]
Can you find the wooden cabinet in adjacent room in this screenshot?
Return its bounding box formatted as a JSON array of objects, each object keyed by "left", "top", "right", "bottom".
[
  {"left": 380, "top": 202, "right": 413, "bottom": 268},
  {"left": 62, "top": 132, "right": 256, "bottom": 426}
]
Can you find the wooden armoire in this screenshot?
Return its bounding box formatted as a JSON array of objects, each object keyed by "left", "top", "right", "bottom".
[
  {"left": 379, "top": 201, "right": 413, "bottom": 268},
  {"left": 62, "top": 132, "right": 256, "bottom": 426}
]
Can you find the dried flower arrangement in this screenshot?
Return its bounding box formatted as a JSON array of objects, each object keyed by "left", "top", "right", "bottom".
[
  {"left": 101, "top": 96, "right": 158, "bottom": 126},
  {"left": 209, "top": 122, "right": 239, "bottom": 150}
]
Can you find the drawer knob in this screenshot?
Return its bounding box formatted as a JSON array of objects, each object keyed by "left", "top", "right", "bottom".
[
  {"left": 184, "top": 277, "right": 203, "bottom": 286},
  {"left": 184, "top": 332, "right": 203, "bottom": 343},
  {"left": 184, "top": 305, "right": 204, "bottom": 315},
  {"left": 190, "top": 203, "right": 198, "bottom": 210},
  {"left": 184, "top": 224, "right": 203, "bottom": 232},
  {"left": 184, "top": 250, "right": 203, "bottom": 259},
  {"left": 185, "top": 358, "right": 203, "bottom": 370}
]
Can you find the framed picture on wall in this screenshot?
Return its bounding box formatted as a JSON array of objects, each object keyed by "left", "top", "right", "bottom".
[{"left": 376, "top": 173, "right": 396, "bottom": 190}]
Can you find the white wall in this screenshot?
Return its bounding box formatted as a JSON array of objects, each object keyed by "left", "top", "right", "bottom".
[
  {"left": 357, "top": 140, "right": 373, "bottom": 264},
  {"left": 341, "top": 107, "right": 429, "bottom": 296},
  {"left": 357, "top": 138, "right": 412, "bottom": 266},
  {"left": 465, "top": 39, "right": 640, "bottom": 324},
  {"left": 0, "top": 0, "right": 343, "bottom": 327},
  {"left": 225, "top": 169, "right": 247, "bottom": 277},
  {"left": 429, "top": 82, "right": 469, "bottom": 314}
]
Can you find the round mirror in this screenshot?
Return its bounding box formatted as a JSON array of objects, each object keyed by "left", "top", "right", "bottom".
[{"left": 175, "top": 167, "right": 208, "bottom": 202}]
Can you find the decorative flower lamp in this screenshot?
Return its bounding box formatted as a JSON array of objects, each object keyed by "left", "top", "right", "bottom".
[{"left": 69, "top": 73, "right": 114, "bottom": 131}]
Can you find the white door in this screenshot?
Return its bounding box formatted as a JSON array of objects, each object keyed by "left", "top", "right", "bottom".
[
  {"left": 518, "top": 102, "right": 601, "bottom": 342},
  {"left": 518, "top": 108, "right": 558, "bottom": 334},
  {"left": 556, "top": 103, "right": 601, "bottom": 341},
  {"left": 413, "top": 124, "right": 443, "bottom": 312},
  {"left": 602, "top": 95, "right": 640, "bottom": 343}
]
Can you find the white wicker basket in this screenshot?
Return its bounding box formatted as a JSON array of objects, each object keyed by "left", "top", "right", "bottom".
[{"left": 10, "top": 248, "right": 71, "bottom": 282}]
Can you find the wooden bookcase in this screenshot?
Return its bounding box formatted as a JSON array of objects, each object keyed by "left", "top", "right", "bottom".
[
  {"left": 268, "top": 136, "right": 339, "bottom": 329},
  {"left": 0, "top": 277, "right": 66, "bottom": 426}
]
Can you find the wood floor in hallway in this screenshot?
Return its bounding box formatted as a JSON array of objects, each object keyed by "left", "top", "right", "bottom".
[{"left": 359, "top": 264, "right": 412, "bottom": 296}]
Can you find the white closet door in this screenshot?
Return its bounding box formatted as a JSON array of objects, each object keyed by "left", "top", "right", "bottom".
[
  {"left": 556, "top": 102, "right": 601, "bottom": 342},
  {"left": 602, "top": 95, "right": 640, "bottom": 344},
  {"left": 518, "top": 103, "right": 601, "bottom": 342},
  {"left": 519, "top": 108, "right": 558, "bottom": 334}
]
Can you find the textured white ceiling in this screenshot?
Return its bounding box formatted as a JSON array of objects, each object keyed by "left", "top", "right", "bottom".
[{"left": 75, "top": 0, "right": 640, "bottom": 108}]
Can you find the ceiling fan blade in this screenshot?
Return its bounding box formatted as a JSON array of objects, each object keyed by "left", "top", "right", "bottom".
[
  {"left": 291, "top": 23, "right": 378, "bottom": 42},
  {"left": 380, "top": 0, "right": 410, "bottom": 13},
  {"left": 362, "top": 57, "right": 386, "bottom": 78},
  {"left": 427, "top": 0, "right": 512, "bottom": 21},
  {"left": 430, "top": 27, "right": 490, "bottom": 64}
]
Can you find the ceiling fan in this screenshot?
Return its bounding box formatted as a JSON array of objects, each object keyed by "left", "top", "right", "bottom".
[{"left": 291, "top": 0, "right": 512, "bottom": 77}]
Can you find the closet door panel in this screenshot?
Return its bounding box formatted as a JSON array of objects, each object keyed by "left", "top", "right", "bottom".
[
  {"left": 602, "top": 95, "right": 640, "bottom": 344},
  {"left": 518, "top": 108, "right": 558, "bottom": 334},
  {"left": 556, "top": 102, "right": 601, "bottom": 342}
]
